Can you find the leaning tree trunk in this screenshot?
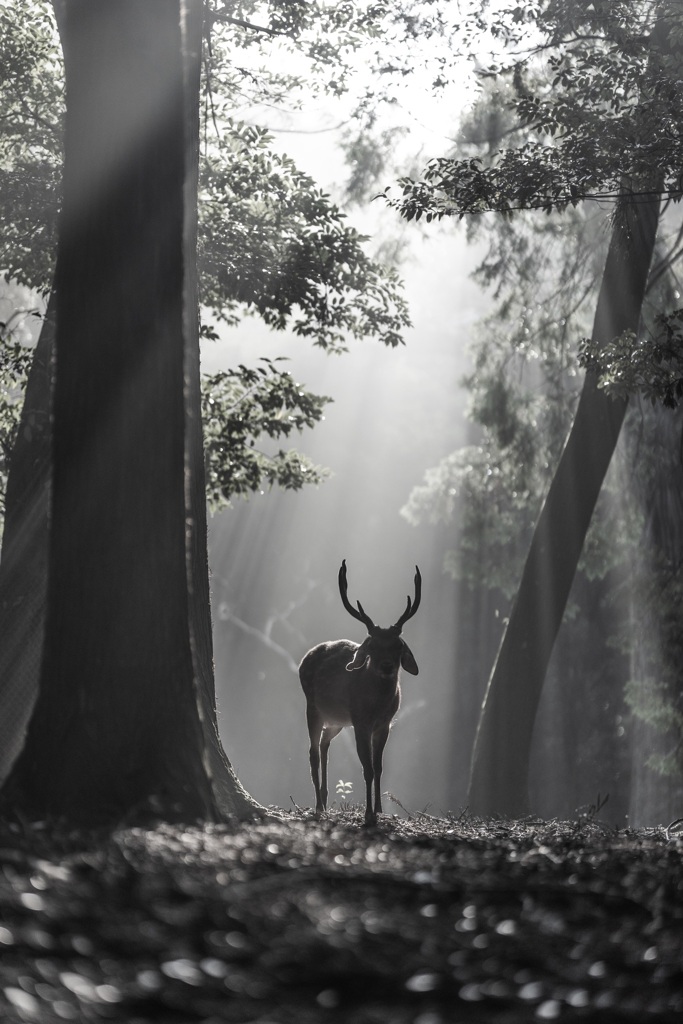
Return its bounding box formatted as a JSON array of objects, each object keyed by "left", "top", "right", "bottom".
[
  {"left": 3, "top": 0, "right": 258, "bottom": 824},
  {"left": 467, "top": 187, "right": 662, "bottom": 817}
]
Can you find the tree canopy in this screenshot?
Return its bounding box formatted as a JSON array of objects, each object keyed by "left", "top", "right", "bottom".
[
  {"left": 386, "top": 1, "right": 683, "bottom": 218},
  {"left": 0, "top": 0, "right": 414, "bottom": 515}
]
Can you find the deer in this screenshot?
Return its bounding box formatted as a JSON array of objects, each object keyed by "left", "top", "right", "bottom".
[{"left": 299, "top": 560, "right": 421, "bottom": 826}]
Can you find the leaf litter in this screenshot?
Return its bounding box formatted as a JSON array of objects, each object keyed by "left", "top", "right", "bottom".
[{"left": 0, "top": 809, "right": 680, "bottom": 1022}]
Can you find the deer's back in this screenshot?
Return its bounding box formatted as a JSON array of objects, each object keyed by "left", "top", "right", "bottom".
[{"left": 299, "top": 640, "right": 358, "bottom": 726}]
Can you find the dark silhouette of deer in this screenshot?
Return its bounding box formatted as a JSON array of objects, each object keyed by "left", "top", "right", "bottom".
[{"left": 299, "top": 560, "right": 421, "bottom": 825}]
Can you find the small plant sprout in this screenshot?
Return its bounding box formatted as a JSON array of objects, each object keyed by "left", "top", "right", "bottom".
[{"left": 336, "top": 780, "right": 353, "bottom": 798}]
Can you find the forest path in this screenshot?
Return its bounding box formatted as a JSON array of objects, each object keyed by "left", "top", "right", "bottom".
[{"left": 0, "top": 810, "right": 680, "bottom": 1022}]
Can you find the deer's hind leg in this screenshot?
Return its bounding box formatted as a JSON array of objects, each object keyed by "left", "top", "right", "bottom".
[{"left": 320, "top": 725, "right": 342, "bottom": 811}]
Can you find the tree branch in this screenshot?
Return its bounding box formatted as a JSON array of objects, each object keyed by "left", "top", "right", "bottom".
[{"left": 208, "top": 11, "right": 288, "bottom": 39}]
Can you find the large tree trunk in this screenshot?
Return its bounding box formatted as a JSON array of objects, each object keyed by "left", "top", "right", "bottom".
[
  {"left": 467, "top": 189, "right": 661, "bottom": 817},
  {"left": 2, "top": 0, "right": 258, "bottom": 825}
]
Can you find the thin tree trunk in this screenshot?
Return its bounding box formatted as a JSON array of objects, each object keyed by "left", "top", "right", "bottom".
[
  {"left": 0, "top": 294, "right": 54, "bottom": 783},
  {"left": 467, "top": 189, "right": 661, "bottom": 817},
  {"left": 179, "top": 2, "right": 254, "bottom": 817},
  {"left": 3, "top": 0, "right": 259, "bottom": 824}
]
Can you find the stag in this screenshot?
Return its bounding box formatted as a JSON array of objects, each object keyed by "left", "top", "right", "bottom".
[{"left": 299, "top": 560, "right": 421, "bottom": 825}]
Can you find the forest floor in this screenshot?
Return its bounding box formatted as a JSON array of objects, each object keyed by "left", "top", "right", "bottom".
[{"left": 0, "top": 808, "right": 681, "bottom": 1023}]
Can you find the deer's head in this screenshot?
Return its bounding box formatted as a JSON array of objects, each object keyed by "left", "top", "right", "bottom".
[{"left": 338, "top": 559, "right": 421, "bottom": 678}]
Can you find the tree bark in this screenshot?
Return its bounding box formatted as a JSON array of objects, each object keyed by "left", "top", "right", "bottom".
[
  {"left": 467, "top": 189, "right": 661, "bottom": 817},
  {"left": 178, "top": 2, "right": 255, "bottom": 818},
  {"left": 2, "top": 0, "right": 259, "bottom": 824},
  {"left": 0, "top": 294, "right": 54, "bottom": 784}
]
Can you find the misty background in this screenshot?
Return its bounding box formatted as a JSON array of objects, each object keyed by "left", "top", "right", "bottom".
[
  {"left": 4, "top": 6, "right": 679, "bottom": 828},
  {"left": 201, "top": 132, "right": 678, "bottom": 828},
  {"left": 203, "top": 222, "right": 484, "bottom": 816}
]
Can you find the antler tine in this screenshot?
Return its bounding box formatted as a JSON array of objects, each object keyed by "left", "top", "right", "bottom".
[
  {"left": 393, "top": 565, "right": 422, "bottom": 631},
  {"left": 338, "top": 560, "right": 376, "bottom": 630}
]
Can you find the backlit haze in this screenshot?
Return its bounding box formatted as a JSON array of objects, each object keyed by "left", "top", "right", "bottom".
[{"left": 202, "top": 68, "right": 487, "bottom": 816}]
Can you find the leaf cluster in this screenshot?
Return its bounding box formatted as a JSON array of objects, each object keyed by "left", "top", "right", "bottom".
[
  {"left": 206, "top": 0, "right": 392, "bottom": 92},
  {"left": 384, "top": 1, "right": 683, "bottom": 220},
  {"left": 0, "top": 0, "right": 62, "bottom": 293},
  {"left": 579, "top": 309, "right": 683, "bottom": 408},
  {"left": 402, "top": 441, "right": 539, "bottom": 599},
  {"left": 0, "top": 283, "right": 40, "bottom": 514},
  {"left": 199, "top": 120, "right": 408, "bottom": 352},
  {"left": 202, "top": 358, "right": 330, "bottom": 508},
  {"left": 402, "top": 206, "right": 609, "bottom": 595}
]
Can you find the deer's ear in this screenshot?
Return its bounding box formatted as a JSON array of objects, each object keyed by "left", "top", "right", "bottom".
[
  {"left": 400, "top": 641, "right": 419, "bottom": 676},
  {"left": 346, "top": 637, "right": 371, "bottom": 672}
]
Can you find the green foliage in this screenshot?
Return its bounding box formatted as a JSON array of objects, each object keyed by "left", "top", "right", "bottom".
[
  {"left": 0, "top": 0, "right": 62, "bottom": 293},
  {"left": 383, "top": 1, "right": 683, "bottom": 220},
  {"left": 397, "top": 0, "right": 683, "bottom": 789},
  {"left": 0, "top": 1, "right": 413, "bottom": 508},
  {"left": 579, "top": 310, "right": 683, "bottom": 408},
  {"left": 198, "top": 121, "right": 408, "bottom": 353},
  {"left": 402, "top": 206, "right": 613, "bottom": 596},
  {"left": 202, "top": 358, "right": 330, "bottom": 508},
  {"left": 403, "top": 444, "right": 537, "bottom": 599},
  {"left": 0, "top": 280, "right": 41, "bottom": 515},
  {"left": 206, "top": 0, "right": 392, "bottom": 90}
]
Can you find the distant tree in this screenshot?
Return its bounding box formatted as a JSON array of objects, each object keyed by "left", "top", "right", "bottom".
[
  {"left": 387, "top": 0, "right": 683, "bottom": 815},
  {"left": 578, "top": 223, "right": 683, "bottom": 800},
  {"left": 402, "top": 203, "right": 606, "bottom": 598}
]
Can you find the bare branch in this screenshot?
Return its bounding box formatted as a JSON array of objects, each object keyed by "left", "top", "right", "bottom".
[
  {"left": 217, "top": 604, "right": 300, "bottom": 675},
  {"left": 208, "top": 10, "right": 288, "bottom": 39}
]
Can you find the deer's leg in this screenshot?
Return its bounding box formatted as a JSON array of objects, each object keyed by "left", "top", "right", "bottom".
[
  {"left": 306, "top": 706, "right": 325, "bottom": 813},
  {"left": 371, "top": 723, "right": 391, "bottom": 817},
  {"left": 354, "top": 725, "right": 376, "bottom": 826},
  {"left": 320, "top": 725, "right": 342, "bottom": 811}
]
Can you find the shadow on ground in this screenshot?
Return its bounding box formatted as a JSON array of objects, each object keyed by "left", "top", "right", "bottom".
[{"left": 0, "top": 809, "right": 681, "bottom": 1022}]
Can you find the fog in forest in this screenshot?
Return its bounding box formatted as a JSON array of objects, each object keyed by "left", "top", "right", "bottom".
[
  {"left": 200, "top": 142, "right": 683, "bottom": 828},
  {"left": 3, "top": 4, "right": 682, "bottom": 829},
  {"left": 203, "top": 227, "right": 483, "bottom": 817},
  {"left": 201, "top": 225, "right": 681, "bottom": 828}
]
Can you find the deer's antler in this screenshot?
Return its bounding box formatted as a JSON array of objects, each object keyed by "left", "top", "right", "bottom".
[
  {"left": 338, "top": 559, "right": 376, "bottom": 632},
  {"left": 392, "top": 566, "right": 421, "bottom": 632}
]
